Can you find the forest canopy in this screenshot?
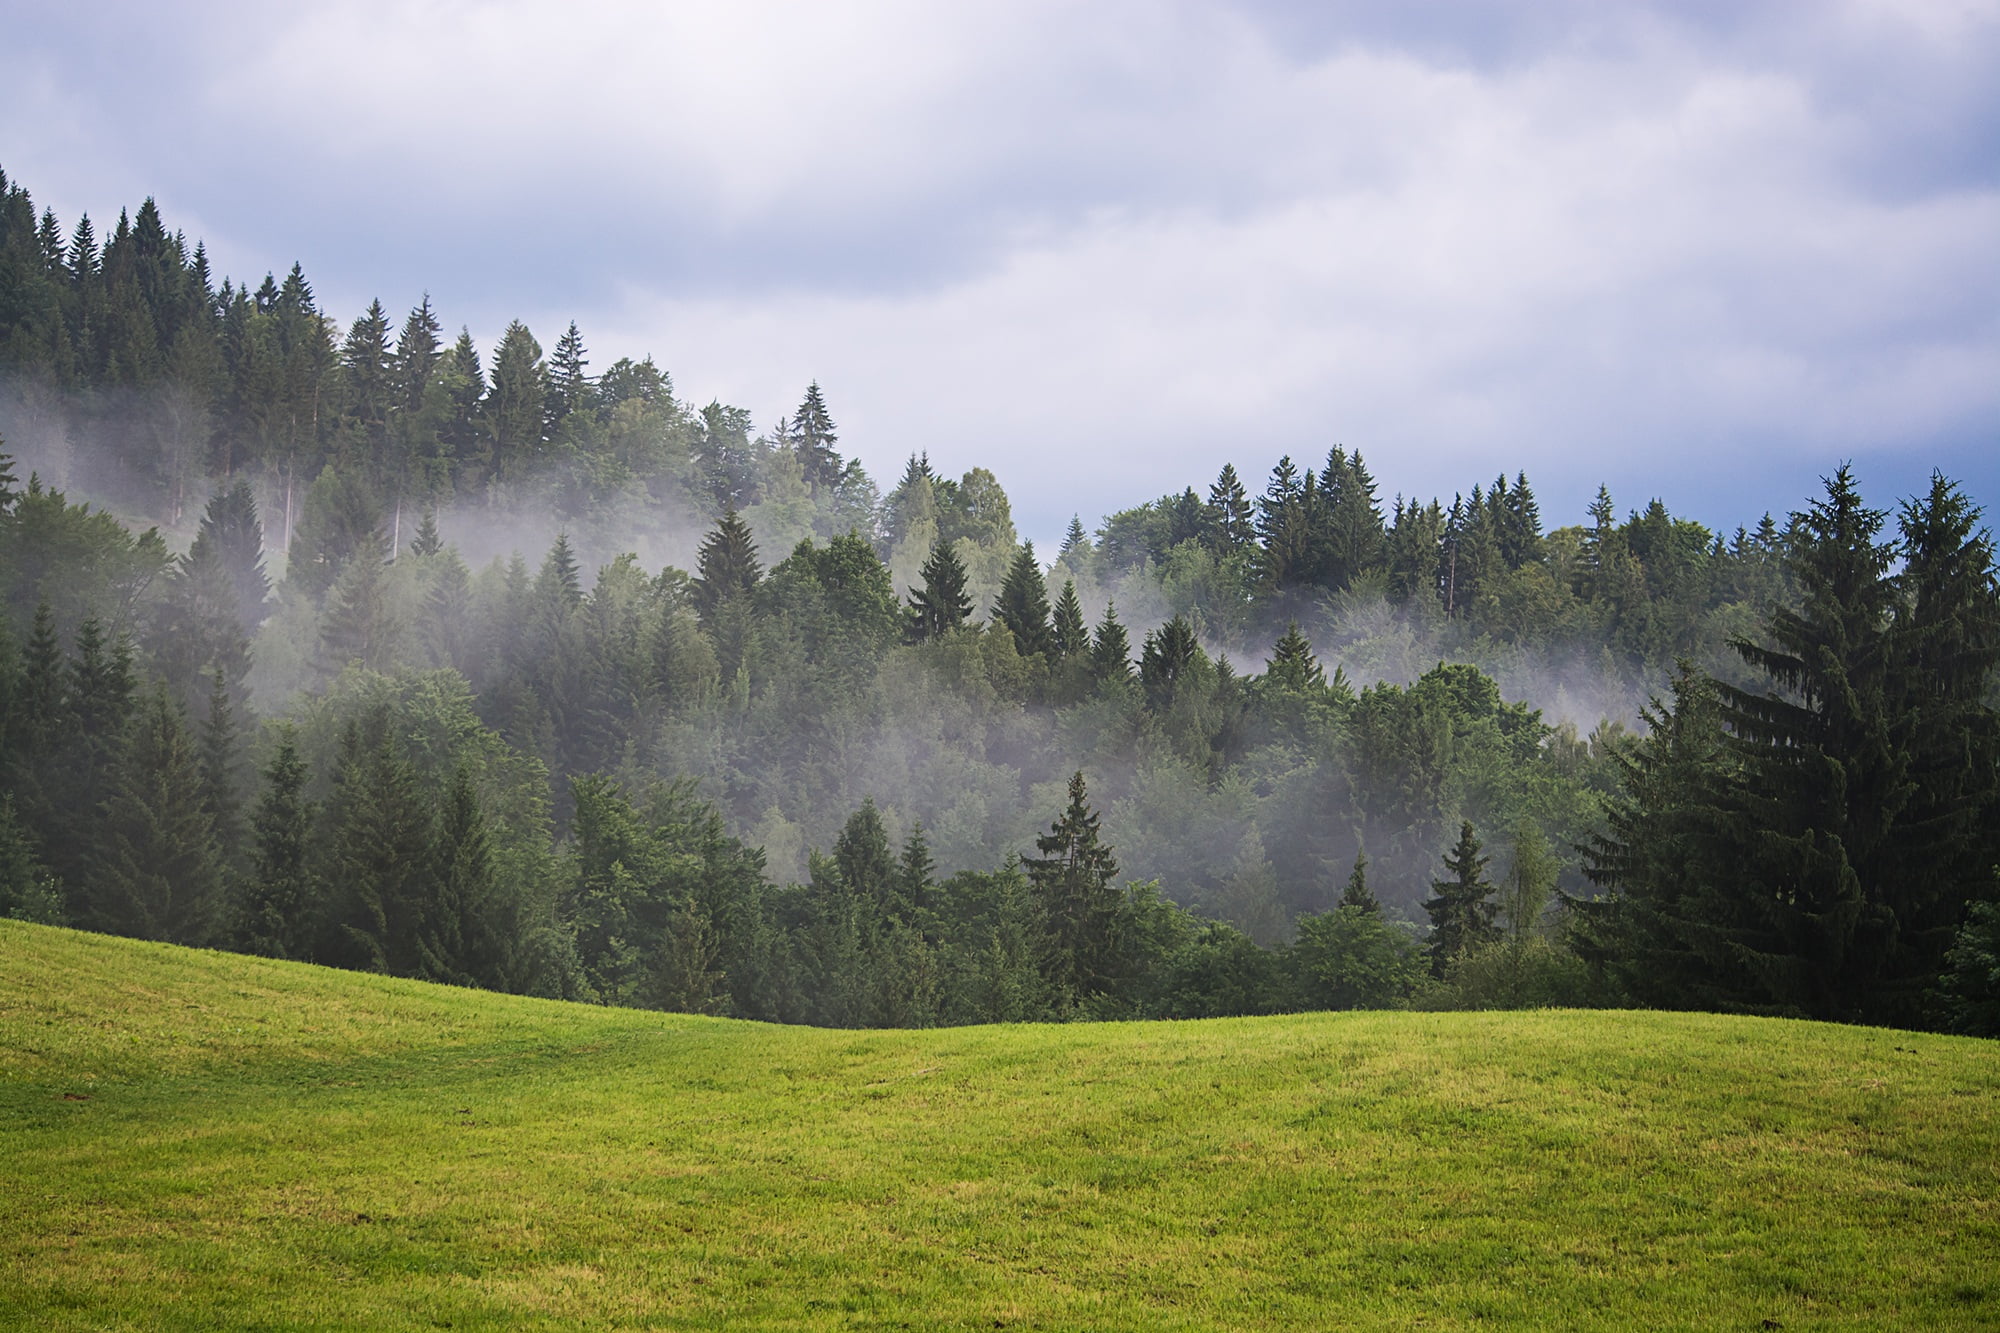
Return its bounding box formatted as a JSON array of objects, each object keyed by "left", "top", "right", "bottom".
[{"left": 2, "top": 165, "right": 1995, "bottom": 1033}]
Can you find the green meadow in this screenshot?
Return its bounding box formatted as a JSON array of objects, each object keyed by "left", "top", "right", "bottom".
[{"left": 2, "top": 920, "right": 1996, "bottom": 1330}]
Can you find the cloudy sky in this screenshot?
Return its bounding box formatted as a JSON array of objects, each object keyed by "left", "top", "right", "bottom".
[{"left": 4, "top": 0, "right": 1995, "bottom": 542}]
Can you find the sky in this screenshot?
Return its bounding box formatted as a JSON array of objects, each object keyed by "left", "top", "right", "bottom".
[{"left": 3, "top": 0, "right": 1996, "bottom": 545}]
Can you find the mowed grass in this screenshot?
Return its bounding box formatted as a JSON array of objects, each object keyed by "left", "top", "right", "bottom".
[{"left": 2, "top": 921, "right": 1997, "bottom": 1331}]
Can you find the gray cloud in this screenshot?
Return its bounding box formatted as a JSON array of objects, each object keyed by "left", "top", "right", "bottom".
[{"left": 2, "top": 0, "right": 1994, "bottom": 541}]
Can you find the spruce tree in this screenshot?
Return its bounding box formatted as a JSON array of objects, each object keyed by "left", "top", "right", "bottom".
[
  {"left": 1208, "top": 463, "right": 1254, "bottom": 551},
  {"left": 416, "top": 764, "right": 497, "bottom": 986},
  {"left": 692, "top": 508, "right": 762, "bottom": 628},
  {"left": 897, "top": 822, "right": 935, "bottom": 925},
  {"left": 1424, "top": 821, "right": 1497, "bottom": 976},
  {"left": 1139, "top": 615, "right": 1202, "bottom": 711},
  {"left": 318, "top": 537, "right": 399, "bottom": 673},
  {"left": 484, "top": 320, "right": 546, "bottom": 486},
  {"left": 1060, "top": 515, "right": 1089, "bottom": 560},
  {"left": 1709, "top": 466, "right": 1901, "bottom": 1020},
  {"left": 410, "top": 507, "right": 443, "bottom": 557},
  {"left": 1023, "top": 772, "right": 1123, "bottom": 1000},
  {"left": 1340, "top": 851, "right": 1378, "bottom": 913},
  {"left": 792, "top": 382, "right": 841, "bottom": 493},
  {"left": 1088, "top": 602, "right": 1133, "bottom": 686},
  {"left": 320, "top": 717, "right": 434, "bottom": 975},
  {"left": 84, "top": 688, "right": 223, "bottom": 945},
  {"left": 200, "top": 481, "right": 271, "bottom": 629},
  {"left": 907, "top": 536, "right": 972, "bottom": 641},
  {"left": 1263, "top": 621, "right": 1325, "bottom": 693},
  {"left": 1050, "top": 579, "right": 1088, "bottom": 660},
  {"left": 833, "top": 798, "right": 896, "bottom": 921},
  {"left": 993, "top": 542, "right": 1053, "bottom": 660},
  {"left": 1883, "top": 474, "right": 2000, "bottom": 1023},
  {"left": 240, "top": 724, "right": 312, "bottom": 959},
  {"left": 545, "top": 320, "right": 592, "bottom": 429},
  {"left": 197, "top": 668, "right": 246, "bottom": 877}
]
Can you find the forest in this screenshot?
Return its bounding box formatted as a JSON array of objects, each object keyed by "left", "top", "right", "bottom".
[{"left": 2, "top": 164, "right": 1996, "bottom": 1033}]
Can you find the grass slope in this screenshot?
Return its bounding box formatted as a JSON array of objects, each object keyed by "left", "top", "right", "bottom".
[{"left": 2, "top": 921, "right": 1997, "bottom": 1331}]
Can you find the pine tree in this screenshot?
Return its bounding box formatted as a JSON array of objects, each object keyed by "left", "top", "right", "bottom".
[
  {"left": 1263, "top": 621, "right": 1325, "bottom": 693},
  {"left": 1139, "top": 615, "right": 1202, "bottom": 711},
  {"left": 197, "top": 668, "right": 246, "bottom": 877},
  {"left": 485, "top": 320, "right": 546, "bottom": 486},
  {"left": 1088, "top": 602, "right": 1133, "bottom": 686},
  {"left": 239, "top": 724, "right": 312, "bottom": 959},
  {"left": 1208, "top": 463, "right": 1254, "bottom": 551},
  {"left": 1707, "top": 466, "right": 1900, "bottom": 1020},
  {"left": 200, "top": 481, "right": 271, "bottom": 628},
  {"left": 1023, "top": 772, "right": 1123, "bottom": 1000},
  {"left": 1322, "top": 447, "right": 1385, "bottom": 588},
  {"left": 993, "top": 542, "right": 1053, "bottom": 660},
  {"left": 1497, "top": 470, "right": 1544, "bottom": 568},
  {"left": 416, "top": 764, "right": 498, "bottom": 987},
  {"left": 792, "top": 382, "right": 841, "bottom": 493},
  {"left": 1050, "top": 579, "right": 1088, "bottom": 660},
  {"left": 536, "top": 532, "right": 584, "bottom": 614},
  {"left": 1340, "top": 852, "right": 1378, "bottom": 913},
  {"left": 410, "top": 507, "right": 443, "bottom": 557},
  {"left": 320, "top": 717, "right": 434, "bottom": 974},
  {"left": 1884, "top": 473, "right": 2000, "bottom": 1024},
  {"left": 84, "top": 688, "right": 222, "bottom": 945},
  {"left": 319, "top": 537, "right": 399, "bottom": 673},
  {"left": 897, "top": 822, "right": 935, "bottom": 925},
  {"left": 907, "top": 537, "right": 972, "bottom": 641},
  {"left": 833, "top": 798, "right": 896, "bottom": 921},
  {"left": 1424, "top": 821, "right": 1497, "bottom": 976},
  {"left": 339, "top": 299, "right": 394, "bottom": 456},
  {"left": 1060, "top": 515, "right": 1089, "bottom": 560},
  {"left": 545, "top": 320, "right": 592, "bottom": 429},
  {"left": 692, "top": 509, "right": 762, "bottom": 623}
]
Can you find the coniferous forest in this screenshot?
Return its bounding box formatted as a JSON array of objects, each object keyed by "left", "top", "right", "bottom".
[{"left": 2, "top": 166, "right": 1996, "bottom": 1033}]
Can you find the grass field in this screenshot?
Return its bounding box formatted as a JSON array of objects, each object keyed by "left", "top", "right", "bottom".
[{"left": 2, "top": 920, "right": 1997, "bottom": 1330}]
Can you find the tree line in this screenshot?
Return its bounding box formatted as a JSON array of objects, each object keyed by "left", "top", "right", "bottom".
[{"left": 1, "top": 164, "right": 1995, "bottom": 1032}]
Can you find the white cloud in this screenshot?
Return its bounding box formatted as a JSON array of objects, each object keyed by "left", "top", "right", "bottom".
[{"left": 1, "top": 0, "right": 1994, "bottom": 535}]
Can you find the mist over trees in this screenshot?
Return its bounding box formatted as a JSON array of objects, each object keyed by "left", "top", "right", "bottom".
[{"left": 2, "top": 165, "right": 1996, "bottom": 1032}]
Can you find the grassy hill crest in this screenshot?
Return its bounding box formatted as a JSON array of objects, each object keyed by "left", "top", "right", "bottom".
[{"left": 3, "top": 920, "right": 1997, "bottom": 1330}]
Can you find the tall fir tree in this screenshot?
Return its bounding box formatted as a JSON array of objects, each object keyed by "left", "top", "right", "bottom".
[
  {"left": 84, "top": 688, "right": 223, "bottom": 945},
  {"left": 791, "top": 382, "right": 841, "bottom": 493},
  {"left": 1023, "top": 772, "right": 1123, "bottom": 1000},
  {"left": 1424, "top": 821, "right": 1497, "bottom": 976},
  {"left": 1049, "top": 579, "right": 1088, "bottom": 660},
  {"left": 993, "top": 542, "right": 1053, "bottom": 660},
  {"left": 239, "top": 724, "right": 312, "bottom": 959},
  {"left": 1088, "top": 602, "right": 1133, "bottom": 686},
  {"left": 907, "top": 536, "right": 973, "bottom": 641}
]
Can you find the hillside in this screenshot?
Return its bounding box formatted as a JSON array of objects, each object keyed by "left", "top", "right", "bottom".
[{"left": 2, "top": 921, "right": 1997, "bottom": 1330}]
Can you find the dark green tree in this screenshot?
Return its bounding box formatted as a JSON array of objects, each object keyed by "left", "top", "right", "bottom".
[
  {"left": 1263, "top": 621, "right": 1325, "bottom": 693},
  {"left": 1340, "top": 851, "right": 1378, "bottom": 912},
  {"left": 83, "top": 688, "right": 223, "bottom": 945},
  {"left": 692, "top": 508, "right": 762, "bottom": 628},
  {"left": 1088, "top": 602, "right": 1133, "bottom": 687},
  {"left": 1424, "top": 820, "right": 1497, "bottom": 976},
  {"left": 1139, "top": 615, "right": 1203, "bottom": 711},
  {"left": 906, "top": 536, "right": 973, "bottom": 641},
  {"left": 993, "top": 542, "right": 1053, "bottom": 660},
  {"left": 1050, "top": 579, "right": 1088, "bottom": 660},
  {"left": 792, "top": 382, "right": 841, "bottom": 493},
  {"left": 1023, "top": 771, "right": 1123, "bottom": 1000},
  {"left": 1207, "top": 463, "right": 1254, "bottom": 551},
  {"left": 239, "top": 724, "right": 312, "bottom": 959}
]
